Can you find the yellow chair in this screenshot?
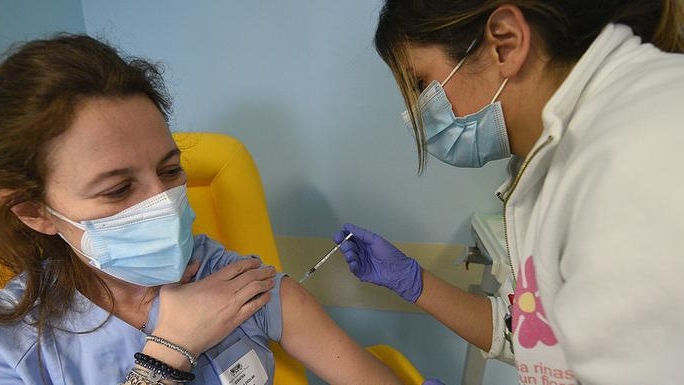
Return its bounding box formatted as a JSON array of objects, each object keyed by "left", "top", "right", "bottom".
[
  {"left": 177, "top": 132, "right": 426, "bottom": 385},
  {"left": 174, "top": 132, "right": 308, "bottom": 384},
  {"left": 367, "top": 344, "right": 425, "bottom": 385},
  {"left": 176, "top": 132, "right": 426, "bottom": 385},
  {"left": 0, "top": 265, "right": 12, "bottom": 286}
]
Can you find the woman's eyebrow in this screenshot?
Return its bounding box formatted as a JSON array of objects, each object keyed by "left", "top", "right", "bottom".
[
  {"left": 158, "top": 148, "right": 181, "bottom": 166},
  {"left": 84, "top": 149, "right": 181, "bottom": 190},
  {"left": 84, "top": 168, "right": 133, "bottom": 190}
]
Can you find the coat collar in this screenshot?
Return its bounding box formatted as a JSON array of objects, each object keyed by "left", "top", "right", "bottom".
[{"left": 496, "top": 24, "right": 640, "bottom": 198}]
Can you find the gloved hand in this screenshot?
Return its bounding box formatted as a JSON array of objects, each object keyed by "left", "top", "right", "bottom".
[
  {"left": 422, "top": 379, "right": 445, "bottom": 385},
  {"left": 334, "top": 223, "right": 423, "bottom": 302}
]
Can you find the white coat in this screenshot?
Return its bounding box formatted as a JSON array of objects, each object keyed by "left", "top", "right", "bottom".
[{"left": 485, "top": 24, "right": 684, "bottom": 385}]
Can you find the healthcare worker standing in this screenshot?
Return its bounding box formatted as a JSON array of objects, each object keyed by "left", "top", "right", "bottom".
[{"left": 335, "top": 1, "right": 684, "bottom": 384}]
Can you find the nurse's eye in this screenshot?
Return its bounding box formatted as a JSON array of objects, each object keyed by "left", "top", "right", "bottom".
[{"left": 414, "top": 79, "right": 426, "bottom": 93}]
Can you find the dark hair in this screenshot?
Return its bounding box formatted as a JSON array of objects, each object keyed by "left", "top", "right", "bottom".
[
  {"left": 374, "top": 0, "right": 684, "bottom": 171},
  {"left": 0, "top": 34, "right": 172, "bottom": 332}
]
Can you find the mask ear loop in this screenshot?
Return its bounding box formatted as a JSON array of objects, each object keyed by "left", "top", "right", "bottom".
[
  {"left": 55, "top": 232, "right": 99, "bottom": 266},
  {"left": 490, "top": 78, "right": 509, "bottom": 104},
  {"left": 45, "top": 206, "right": 86, "bottom": 230},
  {"left": 45, "top": 206, "right": 100, "bottom": 266},
  {"left": 441, "top": 38, "right": 478, "bottom": 87}
]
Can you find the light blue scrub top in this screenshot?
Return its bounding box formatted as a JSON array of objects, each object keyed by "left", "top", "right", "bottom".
[{"left": 0, "top": 235, "right": 285, "bottom": 385}]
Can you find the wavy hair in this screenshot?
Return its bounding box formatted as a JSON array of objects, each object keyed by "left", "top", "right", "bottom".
[{"left": 0, "top": 34, "right": 172, "bottom": 333}]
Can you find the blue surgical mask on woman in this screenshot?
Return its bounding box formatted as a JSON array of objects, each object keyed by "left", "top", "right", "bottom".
[
  {"left": 47, "top": 184, "right": 196, "bottom": 287},
  {"left": 402, "top": 43, "right": 511, "bottom": 168}
]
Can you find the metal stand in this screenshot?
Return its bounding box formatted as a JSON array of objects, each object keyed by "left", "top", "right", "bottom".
[
  {"left": 460, "top": 217, "right": 505, "bottom": 385},
  {"left": 461, "top": 283, "right": 488, "bottom": 385}
]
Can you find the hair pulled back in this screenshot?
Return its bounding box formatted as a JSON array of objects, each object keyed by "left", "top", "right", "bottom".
[{"left": 375, "top": 0, "right": 684, "bottom": 171}]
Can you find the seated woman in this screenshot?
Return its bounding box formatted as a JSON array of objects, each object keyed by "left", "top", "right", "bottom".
[{"left": 0, "top": 34, "right": 401, "bottom": 385}]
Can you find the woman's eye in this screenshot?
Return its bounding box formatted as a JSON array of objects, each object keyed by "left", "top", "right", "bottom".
[
  {"left": 103, "top": 184, "right": 131, "bottom": 198},
  {"left": 160, "top": 166, "right": 184, "bottom": 178}
]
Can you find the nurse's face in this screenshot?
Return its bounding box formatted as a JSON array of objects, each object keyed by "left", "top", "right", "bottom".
[
  {"left": 41, "top": 95, "right": 186, "bottom": 258},
  {"left": 404, "top": 43, "right": 504, "bottom": 117}
]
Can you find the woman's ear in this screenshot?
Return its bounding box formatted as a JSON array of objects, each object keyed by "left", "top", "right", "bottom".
[
  {"left": 0, "top": 190, "right": 58, "bottom": 235},
  {"left": 483, "top": 4, "right": 531, "bottom": 78}
]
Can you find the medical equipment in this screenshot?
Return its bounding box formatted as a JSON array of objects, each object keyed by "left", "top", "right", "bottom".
[
  {"left": 462, "top": 212, "right": 513, "bottom": 385},
  {"left": 299, "top": 232, "right": 353, "bottom": 283}
]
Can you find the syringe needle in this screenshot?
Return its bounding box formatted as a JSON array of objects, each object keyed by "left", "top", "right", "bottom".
[
  {"left": 298, "top": 272, "right": 312, "bottom": 284},
  {"left": 299, "top": 232, "right": 353, "bottom": 284}
]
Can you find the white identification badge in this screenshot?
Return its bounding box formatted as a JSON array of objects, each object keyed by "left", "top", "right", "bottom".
[{"left": 219, "top": 349, "right": 268, "bottom": 385}]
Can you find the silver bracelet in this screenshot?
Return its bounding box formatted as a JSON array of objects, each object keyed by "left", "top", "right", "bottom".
[
  {"left": 145, "top": 335, "right": 198, "bottom": 368},
  {"left": 123, "top": 367, "right": 165, "bottom": 385}
]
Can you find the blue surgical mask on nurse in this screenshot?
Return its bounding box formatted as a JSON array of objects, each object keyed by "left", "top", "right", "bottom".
[{"left": 402, "top": 42, "right": 511, "bottom": 168}]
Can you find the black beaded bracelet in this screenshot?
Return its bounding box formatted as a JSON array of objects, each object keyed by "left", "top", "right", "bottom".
[{"left": 134, "top": 352, "right": 196, "bottom": 382}]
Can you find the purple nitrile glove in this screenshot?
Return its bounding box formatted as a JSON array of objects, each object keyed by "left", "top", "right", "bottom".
[
  {"left": 422, "top": 379, "right": 445, "bottom": 385},
  {"left": 333, "top": 223, "right": 423, "bottom": 303}
]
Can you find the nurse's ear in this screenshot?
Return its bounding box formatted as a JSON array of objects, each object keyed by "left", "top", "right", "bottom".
[
  {"left": 0, "top": 189, "right": 58, "bottom": 235},
  {"left": 483, "top": 4, "right": 531, "bottom": 79}
]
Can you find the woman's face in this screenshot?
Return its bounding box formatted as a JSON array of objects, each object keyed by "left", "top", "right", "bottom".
[
  {"left": 43, "top": 95, "right": 185, "bottom": 255},
  {"left": 405, "top": 43, "right": 503, "bottom": 117}
]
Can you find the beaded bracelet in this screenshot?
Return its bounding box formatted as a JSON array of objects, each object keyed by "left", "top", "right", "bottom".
[
  {"left": 134, "top": 352, "right": 196, "bottom": 382},
  {"left": 145, "top": 334, "right": 198, "bottom": 369}
]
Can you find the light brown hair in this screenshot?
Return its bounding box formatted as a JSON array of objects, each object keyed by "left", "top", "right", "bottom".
[{"left": 0, "top": 34, "right": 171, "bottom": 334}]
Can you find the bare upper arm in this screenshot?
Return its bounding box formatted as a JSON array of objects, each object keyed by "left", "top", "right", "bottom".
[{"left": 278, "top": 277, "right": 401, "bottom": 385}]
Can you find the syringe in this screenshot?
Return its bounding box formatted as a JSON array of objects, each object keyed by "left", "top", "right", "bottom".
[{"left": 299, "top": 232, "right": 353, "bottom": 284}]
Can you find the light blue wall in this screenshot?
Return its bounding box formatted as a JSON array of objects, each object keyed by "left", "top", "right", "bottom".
[
  {"left": 81, "top": 0, "right": 507, "bottom": 245},
  {"left": 0, "top": 0, "right": 85, "bottom": 53}
]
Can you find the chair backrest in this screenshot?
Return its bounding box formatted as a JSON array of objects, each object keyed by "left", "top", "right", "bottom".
[
  {"left": 176, "top": 132, "right": 281, "bottom": 269},
  {"left": 174, "top": 132, "right": 307, "bottom": 384},
  {"left": 0, "top": 265, "right": 12, "bottom": 287}
]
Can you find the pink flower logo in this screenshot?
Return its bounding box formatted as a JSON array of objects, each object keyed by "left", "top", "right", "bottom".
[{"left": 512, "top": 256, "right": 557, "bottom": 348}]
